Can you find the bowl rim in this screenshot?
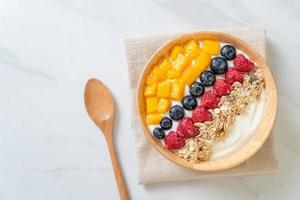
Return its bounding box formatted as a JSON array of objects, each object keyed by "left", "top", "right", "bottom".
[{"left": 136, "top": 31, "right": 278, "bottom": 172}]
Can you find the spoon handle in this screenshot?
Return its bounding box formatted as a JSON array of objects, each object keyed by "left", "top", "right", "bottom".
[{"left": 105, "top": 135, "right": 129, "bottom": 200}]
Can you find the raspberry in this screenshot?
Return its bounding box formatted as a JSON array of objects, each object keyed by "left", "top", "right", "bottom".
[
  {"left": 225, "top": 68, "right": 244, "bottom": 85},
  {"left": 192, "top": 106, "right": 213, "bottom": 123},
  {"left": 164, "top": 131, "right": 185, "bottom": 150},
  {"left": 213, "top": 79, "right": 231, "bottom": 97},
  {"left": 177, "top": 117, "right": 198, "bottom": 138},
  {"left": 233, "top": 54, "right": 254, "bottom": 72},
  {"left": 201, "top": 90, "right": 220, "bottom": 109}
]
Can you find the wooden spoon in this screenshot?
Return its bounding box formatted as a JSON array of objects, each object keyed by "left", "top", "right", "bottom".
[{"left": 84, "top": 78, "right": 129, "bottom": 200}]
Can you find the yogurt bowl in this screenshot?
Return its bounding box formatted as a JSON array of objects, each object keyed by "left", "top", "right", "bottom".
[{"left": 136, "top": 31, "right": 277, "bottom": 171}]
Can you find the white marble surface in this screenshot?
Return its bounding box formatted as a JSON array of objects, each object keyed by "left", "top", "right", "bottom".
[{"left": 0, "top": 0, "right": 299, "bottom": 199}]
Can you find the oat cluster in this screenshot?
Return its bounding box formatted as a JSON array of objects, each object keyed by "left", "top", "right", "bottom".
[{"left": 175, "top": 68, "right": 265, "bottom": 162}]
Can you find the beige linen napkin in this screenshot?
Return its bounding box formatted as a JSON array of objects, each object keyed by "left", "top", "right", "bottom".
[{"left": 125, "top": 27, "right": 277, "bottom": 184}]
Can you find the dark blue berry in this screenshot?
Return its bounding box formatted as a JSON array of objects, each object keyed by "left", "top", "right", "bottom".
[
  {"left": 221, "top": 45, "right": 236, "bottom": 60},
  {"left": 169, "top": 105, "right": 185, "bottom": 121},
  {"left": 159, "top": 117, "right": 173, "bottom": 130},
  {"left": 153, "top": 127, "right": 165, "bottom": 139},
  {"left": 189, "top": 82, "right": 205, "bottom": 97},
  {"left": 200, "top": 70, "right": 216, "bottom": 86},
  {"left": 210, "top": 57, "right": 228, "bottom": 75},
  {"left": 181, "top": 95, "right": 197, "bottom": 110}
]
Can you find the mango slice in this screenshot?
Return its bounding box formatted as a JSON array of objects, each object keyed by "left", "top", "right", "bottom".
[
  {"left": 158, "top": 58, "right": 172, "bottom": 74},
  {"left": 146, "top": 97, "right": 158, "bottom": 113},
  {"left": 157, "top": 81, "right": 171, "bottom": 98},
  {"left": 191, "top": 53, "right": 211, "bottom": 72},
  {"left": 170, "top": 80, "right": 185, "bottom": 100},
  {"left": 167, "top": 70, "right": 181, "bottom": 79},
  {"left": 144, "top": 84, "right": 157, "bottom": 97},
  {"left": 170, "top": 46, "right": 185, "bottom": 60},
  {"left": 152, "top": 67, "right": 166, "bottom": 81},
  {"left": 172, "top": 54, "right": 192, "bottom": 73},
  {"left": 184, "top": 40, "right": 201, "bottom": 58},
  {"left": 146, "top": 73, "right": 158, "bottom": 85},
  {"left": 147, "top": 113, "right": 163, "bottom": 125},
  {"left": 180, "top": 66, "right": 202, "bottom": 85},
  {"left": 201, "top": 40, "right": 220, "bottom": 55},
  {"left": 157, "top": 98, "right": 171, "bottom": 113}
]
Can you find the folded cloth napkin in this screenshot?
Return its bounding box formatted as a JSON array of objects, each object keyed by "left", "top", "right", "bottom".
[{"left": 125, "top": 26, "right": 277, "bottom": 184}]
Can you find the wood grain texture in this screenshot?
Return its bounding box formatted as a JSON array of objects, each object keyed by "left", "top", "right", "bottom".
[
  {"left": 136, "top": 31, "right": 278, "bottom": 172},
  {"left": 84, "top": 79, "right": 129, "bottom": 200}
]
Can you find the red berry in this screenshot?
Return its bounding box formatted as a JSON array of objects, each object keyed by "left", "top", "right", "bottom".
[
  {"left": 201, "top": 90, "right": 220, "bottom": 109},
  {"left": 177, "top": 117, "right": 198, "bottom": 138},
  {"left": 165, "top": 131, "right": 185, "bottom": 150},
  {"left": 225, "top": 68, "right": 244, "bottom": 85},
  {"left": 213, "top": 79, "right": 231, "bottom": 97},
  {"left": 233, "top": 54, "right": 254, "bottom": 72},
  {"left": 192, "top": 106, "right": 213, "bottom": 123}
]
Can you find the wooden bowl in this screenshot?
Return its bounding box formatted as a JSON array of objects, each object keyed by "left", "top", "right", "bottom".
[{"left": 136, "top": 31, "right": 277, "bottom": 171}]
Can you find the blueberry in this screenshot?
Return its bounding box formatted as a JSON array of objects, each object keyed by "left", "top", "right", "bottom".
[
  {"left": 189, "top": 82, "right": 205, "bottom": 97},
  {"left": 200, "top": 70, "right": 216, "bottom": 86},
  {"left": 181, "top": 95, "right": 197, "bottom": 110},
  {"left": 210, "top": 57, "right": 228, "bottom": 75},
  {"left": 169, "top": 105, "right": 185, "bottom": 121},
  {"left": 221, "top": 45, "right": 236, "bottom": 60},
  {"left": 153, "top": 127, "right": 165, "bottom": 139},
  {"left": 159, "top": 117, "right": 173, "bottom": 130}
]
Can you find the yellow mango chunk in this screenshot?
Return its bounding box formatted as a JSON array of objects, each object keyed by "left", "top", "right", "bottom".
[
  {"left": 146, "top": 97, "right": 158, "bottom": 113},
  {"left": 172, "top": 54, "right": 192, "bottom": 73},
  {"left": 146, "top": 73, "right": 158, "bottom": 85},
  {"left": 184, "top": 40, "right": 201, "bottom": 58},
  {"left": 152, "top": 67, "right": 166, "bottom": 81},
  {"left": 147, "top": 113, "right": 163, "bottom": 125},
  {"left": 170, "top": 46, "right": 185, "bottom": 60},
  {"left": 157, "top": 81, "right": 171, "bottom": 98},
  {"left": 167, "top": 70, "right": 181, "bottom": 79},
  {"left": 144, "top": 84, "right": 157, "bottom": 97},
  {"left": 180, "top": 66, "right": 202, "bottom": 85},
  {"left": 201, "top": 40, "right": 220, "bottom": 55},
  {"left": 158, "top": 58, "right": 172, "bottom": 74},
  {"left": 191, "top": 53, "right": 211, "bottom": 72},
  {"left": 171, "top": 80, "right": 185, "bottom": 100},
  {"left": 157, "top": 98, "right": 171, "bottom": 113}
]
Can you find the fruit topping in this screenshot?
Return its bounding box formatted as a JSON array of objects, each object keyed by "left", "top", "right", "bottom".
[
  {"left": 159, "top": 117, "right": 173, "bottom": 130},
  {"left": 146, "top": 97, "right": 158, "bottom": 113},
  {"left": 169, "top": 105, "right": 185, "bottom": 121},
  {"left": 201, "top": 91, "right": 220, "bottom": 109},
  {"left": 189, "top": 82, "right": 205, "bottom": 97},
  {"left": 192, "top": 52, "right": 211, "bottom": 70},
  {"left": 144, "top": 84, "right": 157, "bottom": 97},
  {"left": 165, "top": 131, "right": 185, "bottom": 150},
  {"left": 146, "top": 73, "right": 158, "bottom": 85},
  {"left": 157, "top": 81, "right": 171, "bottom": 98},
  {"left": 152, "top": 67, "right": 166, "bottom": 81},
  {"left": 225, "top": 67, "right": 244, "bottom": 85},
  {"left": 177, "top": 117, "right": 198, "bottom": 138},
  {"left": 199, "top": 70, "right": 216, "bottom": 86},
  {"left": 170, "top": 46, "right": 185, "bottom": 60},
  {"left": 158, "top": 58, "right": 172, "bottom": 74},
  {"left": 202, "top": 40, "right": 220, "bottom": 55},
  {"left": 157, "top": 98, "right": 171, "bottom": 113},
  {"left": 184, "top": 40, "right": 201, "bottom": 58},
  {"left": 181, "top": 95, "right": 198, "bottom": 110},
  {"left": 210, "top": 56, "right": 228, "bottom": 75},
  {"left": 173, "top": 54, "right": 192, "bottom": 73},
  {"left": 147, "top": 113, "right": 163, "bottom": 125},
  {"left": 153, "top": 127, "right": 165, "bottom": 139},
  {"left": 213, "top": 79, "right": 231, "bottom": 97},
  {"left": 221, "top": 45, "right": 236, "bottom": 60},
  {"left": 180, "top": 65, "right": 203, "bottom": 85},
  {"left": 233, "top": 54, "right": 254, "bottom": 72},
  {"left": 170, "top": 80, "right": 185, "bottom": 100},
  {"left": 167, "top": 70, "right": 181, "bottom": 79},
  {"left": 192, "top": 106, "right": 213, "bottom": 123}
]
